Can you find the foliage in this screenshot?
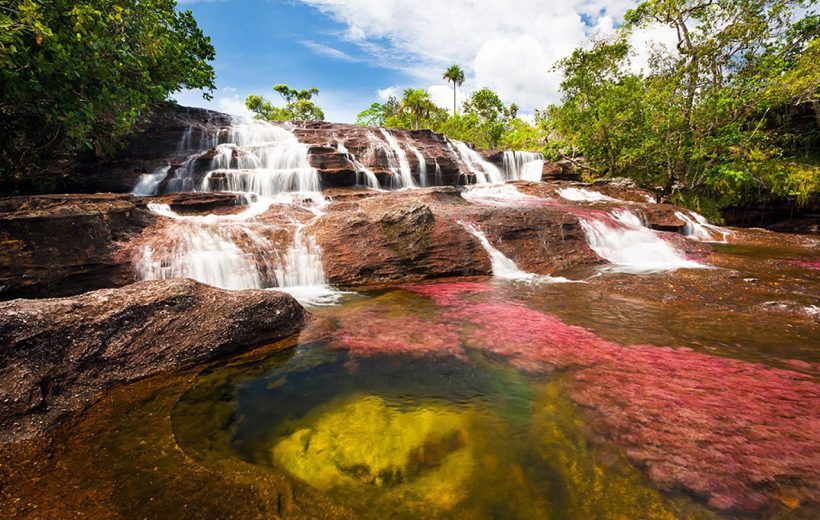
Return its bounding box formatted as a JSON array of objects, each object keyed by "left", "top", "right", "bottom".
[
  {"left": 546, "top": 0, "right": 820, "bottom": 208},
  {"left": 0, "top": 0, "right": 216, "bottom": 192},
  {"left": 356, "top": 86, "right": 544, "bottom": 151},
  {"left": 246, "top": 84, "right": 325, "bottom": 121}
]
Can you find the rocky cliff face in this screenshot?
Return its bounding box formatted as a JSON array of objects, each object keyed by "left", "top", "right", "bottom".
[{"left": 73, "top": 103, "right": 575, "bottom": 194}]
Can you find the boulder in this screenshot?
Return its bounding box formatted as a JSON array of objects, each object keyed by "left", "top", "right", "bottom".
[{"left": 0, "top": 279, "right": 305, "bottom": 442}]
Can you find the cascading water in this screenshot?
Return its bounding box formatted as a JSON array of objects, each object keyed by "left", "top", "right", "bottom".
[
  {"left": 378, "top": 129, "right": 416, "bottom": 189},
  {"left": 459, "top": 222, "right": 535, "bottom": 280},
  {"left": 502, "top": 151, "right": 543, "bottom": 182},
  {"left": 134, "top": 119, "right": 341, "bottom": 305},
  {"left": 459, "top": 221, "right": 574, "bottom": 283},
  {"left": 451, "top": 140, "right": 504, "bottom": 184},
  {"left": 407, "top": 144, "right": 428, "bottom": 187},
  {"left": 557, "top": 187, "right": 619, "bottom": 202},
  {"left": 675, "top": 211, "right": 732, "bottom": 242},
  {"left": 578, "top": 209, "right": 706, "bottom": 273},
  {"left": 136, "top": 202, "right": 276, "bottom": 291},
  {"left": 132, "top": 166, "right": 171, "bottom": 196},
  {"left": 336, "top": 140, "right": 380, "bottom": 189}
]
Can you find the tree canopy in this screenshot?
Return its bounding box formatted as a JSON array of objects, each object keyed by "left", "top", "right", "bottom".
[
  {"left": 547, "top": 0, "right": 819, "bottom": 215},
  {"left": 0, "top": 0, "right": 216, "bottom": 192},
  {"left": 245, "top": 84, "right": 325, "bottom": 121}
]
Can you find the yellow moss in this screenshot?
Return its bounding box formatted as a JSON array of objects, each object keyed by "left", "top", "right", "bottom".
[{"left": 271, "top": 394, "right": 472, "bottom": 500}]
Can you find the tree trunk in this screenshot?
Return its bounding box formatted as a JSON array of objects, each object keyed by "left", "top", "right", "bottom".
[{"left": 453, "top": 83, "right": 457, "bottom": 116}]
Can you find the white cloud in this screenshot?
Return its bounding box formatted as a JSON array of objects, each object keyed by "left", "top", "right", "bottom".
[
  {"left": 377, "top": 86, "right": 399, "bottom": 100},
  {"left": 300, "top": 40, "right": 361, "bottom": 62},
  {"left": 217, "top": 96, "right": 254, "bottom": 118},
  {"left": 296, "top": 0, "right": 647, "bottom": 111}
]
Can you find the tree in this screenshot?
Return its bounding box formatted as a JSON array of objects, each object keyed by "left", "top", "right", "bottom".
[
  {"left": 547, "top": 0, "right": 819, "bottom": 215},
  {"left": 0, "top": 0, "right": 216, "bottom": 192},
  {"left": 443, "top": 64, "right": 465, "bottom": 115},
  {"left": 399, "top": 88, "right": 437, "bottom": 130},
  {"left": 246, "top": 84, "right": 325, "bottom": 121}
]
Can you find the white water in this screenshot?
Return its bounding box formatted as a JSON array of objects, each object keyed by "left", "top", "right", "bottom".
[
  {"left": 502, "top": 151, "right": 543, "bottom": 182},
  {"left": 378, "top": 129, "right": 416, "bottom": 189},
  {"left": 459, "top": 221, "right": 575, "bottom": 284},
  {"left": 408, "top": 144, "right": 428, "bottom": 187},
  {"left": 201, "top": 121, "right": 320, "bottom": 195},
  {"left": 132, "top": 166, "right": 171, "bottom": 196},
  {"left": 462, "top": 184, "right": 550, "bottom": 207},
  {"left": 451, "top": 140, "right": 504, "bottom": 184},
  {"left": 579, "top": 209, "right": 706, "bottom": 273},
  {"left": 134, "top": 120, "right": 342, "bottom": 305},
  {"left": 558, "top": 187, "right": 619, "bottom": 202},
  {"left": 136, "top": 203, "right": 275, "bottom": 291},
  {"left": 675, "top": 211, "right": 732, "bottom": 242},
  {"left": 337, "top": 140, "right": 380, "bottom": 189}
]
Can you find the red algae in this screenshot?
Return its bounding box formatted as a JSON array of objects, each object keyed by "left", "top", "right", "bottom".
[
  {"left": 396, "top": 281, "right": 820, "bottom": 512},
  {"left": 788, "top": 258, "right": 820, "bottom": 270},
  {"left": 333, "top": 305, "right": 465, "bottom": 360}
]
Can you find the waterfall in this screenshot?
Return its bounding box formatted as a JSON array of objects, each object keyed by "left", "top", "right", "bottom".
[
  {"left": 407, "top": 144, "right": 428, "bottom": 187},
  {"left": 451, "top": 140, "right": 504, "bottom": 184},
  {"left": 675, "top": 211, "right": 732, "bottom": 242},
  {"left": 132, "top": 166, "right": 171, "bottom": 196},
  {"left": 134, "top": 120, "right": 341, "bottom": 305},
  {"left": 459, "top": 221, "right": 574, "bottom": 283},
  {"left": 337, "top": 140, "right": 380, "bottom": 189},
  {"left": 502, "top": 151, "right": 543, "bottom": 182},
  {"left": 460, "top": 222, "right": 535, "bottom": 279},
  {"left": 377, "top": 129, "right": 416, "bottom": 189},
  {"left": 579, "top": 209, "right": 706, "bottom": 273},
  {"left": 558, "top": 187, "right": 619, "bottom": 202},
  {"left": 201, "top": 121, "right": 320, "bottom": 196},
  {"left": 136, "top": 203, "right": 276, "bottom": 291}
]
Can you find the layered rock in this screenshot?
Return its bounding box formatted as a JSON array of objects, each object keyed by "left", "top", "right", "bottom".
[
  {"left": 0, "top": 279, "right": 305, "bottom": 442},
  {"left": 0, "top": 194, "right": 153, "bottom": 300}
]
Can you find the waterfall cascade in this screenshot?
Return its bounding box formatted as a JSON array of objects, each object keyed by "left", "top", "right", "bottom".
[
  {"left": 460, "top": 221, "right": 574, "bottom": 283},
  {"left": 675, "top": 211, "right": 732, "bottom": 242},
  {"left": 579, "top": 210, "right": 706, "bottom": 273},
  {"left": 451, "top": 140, "right": 504, "bottom": 184},
  {"left": 133, "top": 119, "right": 340, "bottom": 305},
  {"left": 502, "top": 151, "right": 544, "bottom": 182},
  {"left": 337, "top": 140, "right": 380, "bottom": 189},
  {"left": 378, "top": 129, "right": 416, "bottom": 189}
]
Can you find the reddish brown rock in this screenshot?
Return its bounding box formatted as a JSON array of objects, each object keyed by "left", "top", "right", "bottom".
[
  {"left": 311, "top": 186, "right": 600, "bottom": 286},
  {"left": 0, "top": 279, "right": 305, "bottom": 442},
  {"left": 0, "top": 194, "right": 153, "bottom": 300}
]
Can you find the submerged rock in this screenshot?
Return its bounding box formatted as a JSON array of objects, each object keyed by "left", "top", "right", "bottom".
[{"left": 0, "top": 279, "right": 305, "bottom": 442}]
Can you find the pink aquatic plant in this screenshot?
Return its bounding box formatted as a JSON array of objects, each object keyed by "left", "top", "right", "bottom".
[
  {"left": 788, "top": 258, "right": 820, "bottom": 270},
  {"left": 333, "top": 305, "right": 465, "bottom": 360},
  {"left": 399, "top": 281, "right": 820, "bottom": 512}
]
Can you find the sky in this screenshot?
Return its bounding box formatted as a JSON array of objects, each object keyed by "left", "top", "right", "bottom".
[{"left": 174, "top": 0, "right": 671, "bottom": 123}]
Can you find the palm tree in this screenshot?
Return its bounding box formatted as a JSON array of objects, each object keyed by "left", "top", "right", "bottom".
[
  {"left": 400, "top": 88, "right": 436, "bottom": 130},
  {"left": 442, "top": 65, "right": 465, "bottom": 116}
]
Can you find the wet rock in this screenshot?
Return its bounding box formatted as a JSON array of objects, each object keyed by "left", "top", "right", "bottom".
[
  {"left": 0, "top": 194, "right": 152, "bottom": 300},
  {"left": 310, "top": 187, "right": 600, "bottom": 286},
  {"left": 0, "top": 279, "right": 305, "bottom": 442}
]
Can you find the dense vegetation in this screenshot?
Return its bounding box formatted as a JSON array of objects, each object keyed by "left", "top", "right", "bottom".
[
  {"left": 356, "top": 0, "right": 819, "bottom": 216},
  {"left": 0, "top": 0, "right": 216, "bottom": 193}
]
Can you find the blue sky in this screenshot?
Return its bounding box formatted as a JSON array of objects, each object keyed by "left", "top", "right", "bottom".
[{"left": 174, "top": 0, "right": 661, "bottom": 122}]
